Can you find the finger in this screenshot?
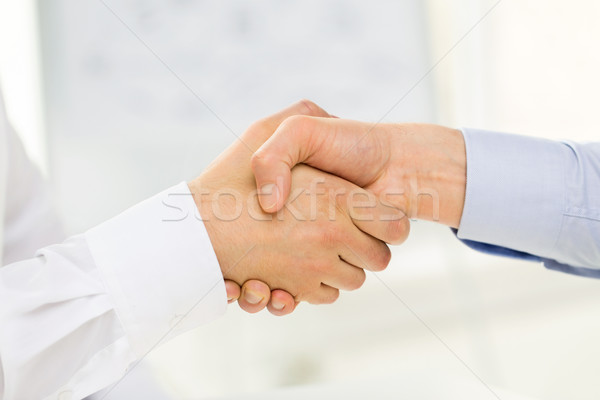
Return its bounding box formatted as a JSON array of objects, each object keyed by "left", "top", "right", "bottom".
[
  {"left": 338, "top": 237, "right": 391, "bottom": 273},
  {"left": 342, "top": 186, "right": 411, "bottom": 245},
  {"left": 238, "top": 280, "right": 271, "bottom": 314},
  {"left": 259, "top": 99, "right": 331, "bottom": 133},
  {"left": 306, "top": 284, "right": 340, "bottom": 305},
  {"left": 330, "top": 198, "right": 393, "bottom": 272},
  {"left": 267, "top": 289, "right": 297, "bottom": 316},
  {"left": 249, "top": 102, "right": 332, "bottom": 211},
  {"left": 244, "top": 99, "right": 332, "bottom": 149},
  {"left": 337, "top": 228, "right": 392, "bottom": 272},
  {"left": 321, "top": 260, "right": 367, "bottom": 291},
  {"left": 224, "top": 280, "right": 241, "bottom": 304},
  {"left": 252, "top": 118, "right": 388, "bottom": 213}
]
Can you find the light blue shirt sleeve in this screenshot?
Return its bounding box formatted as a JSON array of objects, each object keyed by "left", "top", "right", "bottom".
[{"left": 456, "top": 128, "right": 600, "bottom": 277}]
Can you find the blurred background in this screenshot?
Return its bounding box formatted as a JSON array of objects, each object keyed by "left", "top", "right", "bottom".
[{"left": 1, "top": 0, "right": 600, "bottom": 399}]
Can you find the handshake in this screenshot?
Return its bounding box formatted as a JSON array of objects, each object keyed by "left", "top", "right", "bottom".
[{"left": 189, "top": 100, "right": 467, "bottom": 315}]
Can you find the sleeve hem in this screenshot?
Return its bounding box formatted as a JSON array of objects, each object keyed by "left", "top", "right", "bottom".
[
  {"left": 457, "top": 128, "right": 567, "bottom": 259},
  {"left": 85, "top": 182, "right": 226, "bottom": 356}
]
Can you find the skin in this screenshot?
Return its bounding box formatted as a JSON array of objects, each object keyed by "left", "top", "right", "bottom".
[
  {"left": 192, "top": 102, "right": 398, "bottom": 311},
  {"left": 224, "top": 279, "right": 294, "bottom": 316},
  {"left": 222, "top": 101, "right": 333, "bottom": 314},
  {"left": 251, "top": 106, "right": 468, "bottom": 229}
]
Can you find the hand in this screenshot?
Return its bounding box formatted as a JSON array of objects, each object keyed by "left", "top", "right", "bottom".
[
  {"left": 190, "top": 101, "right": 393, "bottom": 305},
  {"left": 221, "top": 101, "right": 332, "bottom": 315},
  {"left": 251, "top": 113, "right": 467, "bottom": 229}
]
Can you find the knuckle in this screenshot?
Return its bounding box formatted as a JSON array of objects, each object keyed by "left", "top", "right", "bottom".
[
  {"left": 348, "top": 270, "right": 367, "bottom": 290},
  {"left": 374, "top": 245, "right": 392, "bottom": 271},
  {"left": 368, "top": 243, "right": 391, "bottom": 272},
  {"left": 322, "top": 289, "right": 340, "bottom": 304},
  {"left": 387, "top": 216, "right": 410, "bottom": 245},
  {"left": 364, "top": 242, "right": 391, "bottom": 272},
  {"left": 250, "top": 151, "right": 267, "bottom": 170},
  {"left": 251, "top": 150, "right": 279, "bottom": 171},
  {"left": 281, "top": 114, "right": 313, "bottom": 133},
  {"left": 297, "top": 99, "right": 320, "bottom": 116},
  {"left": 246, "top": 118, "right": 269, "bottom": 134}
]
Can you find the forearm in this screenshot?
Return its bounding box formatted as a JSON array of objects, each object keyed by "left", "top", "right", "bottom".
[{"left": 393, "top": 124, "right": 600, "bottom": 272}]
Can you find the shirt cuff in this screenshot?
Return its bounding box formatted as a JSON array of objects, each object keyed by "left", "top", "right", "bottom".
[
  {"left": 456, "top": 128, "right": 567, "bottom": 259},
  {"left": 85, "top": 182, "right": 226, "bottom": 356}
]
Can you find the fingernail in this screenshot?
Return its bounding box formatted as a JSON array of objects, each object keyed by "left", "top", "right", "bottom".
[
  {"left": 244, "top": 289, "right": 264, "bottom": 305},
  {"left": 260, "top": 183, "right": 280, "bottom": 211},
  {"left": 271, "top": 299, "right": 285, "bottom": 310},
  {"left": 227, "top": 296, "right": 235, "bottom": 303}
]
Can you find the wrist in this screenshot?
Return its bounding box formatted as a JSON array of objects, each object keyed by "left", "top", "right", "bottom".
[
  {"left": 392, "top": 124, "right": 466, "bottom": 228},
  {"left": 187, "top": 178, "right": 231, "bottom": 280}
]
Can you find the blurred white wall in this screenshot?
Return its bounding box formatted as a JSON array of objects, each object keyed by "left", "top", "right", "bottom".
[
  {"left": 36, "top": 0, "right": 434, "bottom": 235},
  {"left": 2, "top": 1, "right": 600, "bottom": 399},
  {"left": 428, "top": 0, "right": 600, "bottom": 141}
]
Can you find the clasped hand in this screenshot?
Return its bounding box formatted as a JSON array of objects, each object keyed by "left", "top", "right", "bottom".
[
  {"left": 189, "top": 101, "right": 410, "bottom": 315},
  {"left": 192, "top": 100, "right": 466, "bottom": 316}
]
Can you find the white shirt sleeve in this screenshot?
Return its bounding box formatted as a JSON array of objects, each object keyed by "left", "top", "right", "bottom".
[{"left": 0, "top": 183, "right": 226, "bottom": 400}]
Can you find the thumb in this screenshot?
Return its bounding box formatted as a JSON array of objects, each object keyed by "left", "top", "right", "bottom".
[
  {"left": 251, "top": 115, "right": 319, "bottom": 213},
  {"left": 252, "top": 117, "right": 388, "bottom": 213}
]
